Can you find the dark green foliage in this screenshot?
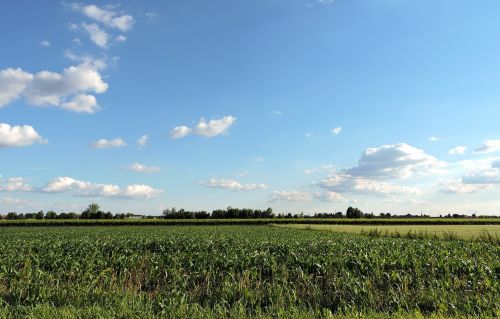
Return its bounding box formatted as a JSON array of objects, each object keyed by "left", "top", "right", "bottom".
[{"left": 346, "top": 207, "right": 364, "bottom": 218}]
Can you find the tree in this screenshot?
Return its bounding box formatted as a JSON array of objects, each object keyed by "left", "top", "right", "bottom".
[
  {"left": 45, "top": 211, "right": 57, "bottom": 219},
  {"left": 346, "top": 206, "right": 363, "bottom": 218},
  {"left": 81, "top": 203, "right": 101, "bottom": 219},
  {"left": 36, "top": 210, "right": 44, "bottom": 220}
]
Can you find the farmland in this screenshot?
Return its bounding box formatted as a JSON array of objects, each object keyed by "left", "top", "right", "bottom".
[
  {"left": 0, "top": 217, "right": 499, "bottom": 227},
  {"left": 274, "top": 224, "right": 500, "bottom": 241},
  {"left": 0, "top": 225, "right": 498, "bottom": 318}
]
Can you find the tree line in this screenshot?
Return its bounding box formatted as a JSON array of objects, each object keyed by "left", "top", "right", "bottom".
[
  {"left": 1, "top": 204, "right": 138, "bottom": 220},
  {"left": 1, "top": 204, "right": 488, "bottom": 220}
]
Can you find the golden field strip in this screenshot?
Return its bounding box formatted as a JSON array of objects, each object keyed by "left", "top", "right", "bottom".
[{"left": 274, "top": 224, "right": 500, "bottom": 240}]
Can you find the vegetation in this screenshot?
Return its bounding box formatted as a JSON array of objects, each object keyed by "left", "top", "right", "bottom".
[
  {"left": 0, "top": 226, "right": 497, "bottom": 318},
  {"left": 3, "top": 204, "right": 497, "bottom": 221},
  {"left": 275, "top": 224, "right": 500, "bottom": 242},
  {"left": 1, "top": 217, "right": 500, "bottom": 227}
]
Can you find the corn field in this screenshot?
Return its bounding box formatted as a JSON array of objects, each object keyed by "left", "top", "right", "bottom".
[{"left": 0, "top": 226, "right": 498, "bottom": 318}]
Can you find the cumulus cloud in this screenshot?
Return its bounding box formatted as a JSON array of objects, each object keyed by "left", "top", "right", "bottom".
[
  {"left": 72, "top": 4, "right": 135, "bottom": 32},
  {"left": 61, "top": 94, "right": 99, "bottom": 113},
  {"left": 429, "top": 136, "right": 440, "bottom": 142},
  {"left": 440, "top": 182, "right": 487, "bottom": 194},
  {"left": 137, "top": 134, "right": 148, "bottom": 147},
  {"left": 202, "top": 178, "right": 267, "bottom": 191},
  {"left": 441, "top": 159, "right": 500, "bottom": 194},
  {"left": 195, "top": 116, "right": 237, "bottom": 137},
  {"left": 0, "top": 177, "right": 32, "bottom": 192},
  {"left": 0, "top": 123, "right": 46, "bottom": 148},
  {"left": 0, "top": 68, "right": 33, "bottom": 107},
  {"left": 449, "top": 146, "right": 467, "bottom": 155},
  {"left": 122, "top": 184, "right": 162, "bottom": 199},
  {"left": 170, "top": 126, "right": 192, "bottom": 139},
  {"left": 462, "top": 168, "right": 500, "bottom": 185},
  {"left": 331, "top": 127, "right": 342, "bottom": 135},
  {"left": 346, "top": 143, "right": 445, "bottom": 179},
  {"left": 170, "top": 116, "right": 236, "bottom": 138},
  {"left": 0, "top": 63, "right": 108, "bottom": 113},
  {"left": 91, "top": 138, "right": 127, "bottom": 149},
  {"left": 475, "top": 140, "right": 500, "bottom": 154},
  {"left": 128, "top": 163, "right": 160, "bottom": 173},
  {"left": 318, "top": 174, "right": 422, "bottom": 196},
  {"left": 270, "top": 191, "right": 311, "bottom": 202},
  {"left": 40, "top": 176, "right": 162, "bottom": 199},
  {"left": 314, "top": 191, "right": 347, "bottom": 202},
  {"left": 82, "top": 23, "right": 109, "bottom": 48}
]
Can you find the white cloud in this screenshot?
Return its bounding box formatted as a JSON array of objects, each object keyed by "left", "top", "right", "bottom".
[
  {"left": 91, "top": 138, "right": 127, "bottom": 149},
  {"left": 449, "top": 146, "right": 467, "bottom": 155},
  {"left": 202, "top": 178, "right": 267, "bottom": 191},
  {"left": 441, "top": 160, "right": 500, "bottom": 194},
  {"left": 331, "top": 127, "right": 342, "bottom": 135},
  {"left": 492, "top": 160, "right": 500, "bottom": 169},
  {"left": 40, "top": 176, "right": 162, "bottom": 199},
  {"left": 429, "top": 136, "right": 440, "bottom": 142},
  {"left": 115, "top": 35, "right": 127, "bottom": 42},
  {"left": 440, "top": 182, "right": 486, "bottom": 194},
  {"left": 122, "top": 184, "right": 162, "bottom": 199},
  {"left": 475, "top": 140, "right": 500, "bottom": 154},
  {"left": 346, "top": 143, "right": 445, "bottom": 179},
  {"left": 270, "top": 191, "right": 311, "bottom": 202},
  {"left": 82, "top": 23, "right": 109, "bottom": 48},
  {"left": 0, "top": 177, "right": 32, "bottom": 192},
  {"left": 318, "top": 174, "right": 422, "bottom": 196},
  {"left": 0, "top": 63, "right": 108, "bottom": 113},
  {"left": 64, "top": 51, "right": 108, "bottom": 70},
  {"left": 271, "top": 111, "right": 283, "bottom": 116},
  {"left": 0, "top": 68, "right": 33, "bottom": 107},
  {"left": 137, "top": 135, "right": 148, "bottom": 147},
  {"left": 40, "top": 40, "right": 51, "bottom": 48},
  {"left": 72, "top": 38, "right": 82, "bottom": 46},
  {"left": 170, "top": 116, "right": 236, "bottom": 138},
  {"left": 170, "top": 126, "right": 192, "bottom": 139},
  {"left": 314, "top": 191, "right": 347, "bottom": 202},
  {"left": 462, "top": 168, "right": 500, "bottom": 185},
  {"left": 61, "top": 94, "right": 99, "bottom": 113},
  {"left": 0, "top": 123, "right": 46, "bottom": 148},
  {"left": 72, "top": 4, "right": 135, "bottom": 32},
  {"left": 128, "top": 163, "right": 160, "bottom": 173},
  {"left": 303, "top": 165, "right": 335, "bottom": 175},
  {"left": 195, "top": 116, "right": 236, "bottom": 137}
]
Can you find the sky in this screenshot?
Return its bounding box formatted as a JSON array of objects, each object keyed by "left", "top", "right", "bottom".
[{"left": 1, "top": 0, "right": 500, "bottom": 216}]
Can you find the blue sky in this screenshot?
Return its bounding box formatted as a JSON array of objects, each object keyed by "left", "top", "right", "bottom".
[{"left": 1, "top": 0, "right": 500, "bottom": 215}]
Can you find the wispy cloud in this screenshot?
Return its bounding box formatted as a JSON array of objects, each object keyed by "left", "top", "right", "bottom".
[
  {"left": 201, "top": 178, "right": 267, "bottom": 191},
  {"left": 91, "top": 138, "right": 127, "bottom": 149}
]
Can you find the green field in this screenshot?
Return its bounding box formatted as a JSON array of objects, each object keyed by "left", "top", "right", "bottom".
[
  {"left": 274, "top": 224, "right": 500, "bottom": 241},
  {"left": 0, "top": 225, "right": 498, "bottom": 318},
  {"left": 1, "top": 217, "right": 500, "bottom": 227}
]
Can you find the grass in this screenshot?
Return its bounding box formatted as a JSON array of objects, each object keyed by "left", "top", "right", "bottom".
[
  {"left": 0, "top": 225, "right": 498, "bottom": 318},
  {"left": 274, "top": 224, "right": 500, "bottom": 241}
]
